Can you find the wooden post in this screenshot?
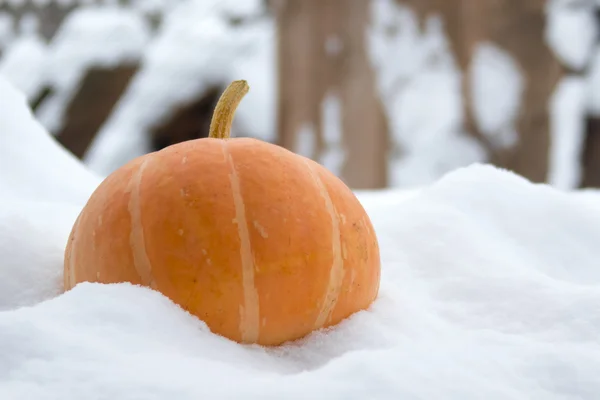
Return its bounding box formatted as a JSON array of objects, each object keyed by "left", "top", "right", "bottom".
[
  {"left": 55, "top": 65, "right": 138, "bottom": 158},
  {"left": 399, "top": 0, "right": 563, "bottom": 183},
  {"left": 581, "top": 119, "right": 600, "bottom": 188},
  {"left": 276, "top": 0, "right": 389, "bottom": 189},
  {"left": 275, "top": 0, "right": 322, "bottom": 159},
  {"left": 463, "top": 0, "right": 563, "bottom": 183},
  {"left": 0, "top": 1, "right": 78, "bottom": 41}
]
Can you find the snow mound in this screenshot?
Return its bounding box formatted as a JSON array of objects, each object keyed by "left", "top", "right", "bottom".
[
  {"left": 2, "top": 62, "right": 600, "bottom": 397},
  {"left": 2, "top": 156, "right": 600, "bottom": 397},
  {"left": 0, "top": 74, "right": 101, "bottom": 310},
  {"left": 0, "top": 199, "right": 81, "bottom": 310},
  {"left": 0, "top": 74, "right": 101, "bottom": 203}
]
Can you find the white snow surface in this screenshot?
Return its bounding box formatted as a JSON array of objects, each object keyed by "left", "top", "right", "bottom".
[
  {"left": 469, "top": 42, "right": 523, "bottom": 149},
  {"left": 0, "top": 75, "right": 101, "bottom": 310},
  {"left": 2, "top": 77, "right": 600, "bottom": 398},
  {"left": 0, "top": 75, "right": 101, "bottom": 203}
]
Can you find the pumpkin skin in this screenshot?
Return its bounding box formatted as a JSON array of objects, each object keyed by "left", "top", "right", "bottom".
[
  {"left": 64, "top": 137, "right": 380, "bottom": 345},
  {"left": 65, "top": 79, "right": 380, "bottom": 346}
]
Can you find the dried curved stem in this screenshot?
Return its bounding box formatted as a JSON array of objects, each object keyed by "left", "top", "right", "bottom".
[{"left": 209, "top": 80, "right": 250, "bottom": 139}]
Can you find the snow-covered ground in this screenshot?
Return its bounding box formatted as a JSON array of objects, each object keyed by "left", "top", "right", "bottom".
[{"left": 2, "top": 69, "right": 600, "bottom": 399}]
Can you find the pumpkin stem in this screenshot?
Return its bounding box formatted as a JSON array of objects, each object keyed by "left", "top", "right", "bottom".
[{"left": 209, "top": 80, "right": 250, "bottom": 139}]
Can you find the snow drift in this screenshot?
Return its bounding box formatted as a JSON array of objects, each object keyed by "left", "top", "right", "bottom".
[
  {"left": 1, "top": 74, "right": 600, "bottom": 399},
  {"left": 0, "top": 76, "right": 101, "bottom": 310}
]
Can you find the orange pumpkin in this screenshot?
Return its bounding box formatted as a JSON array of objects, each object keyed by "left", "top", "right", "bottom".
[{"left": 64, "top": 81, "right": 381, "bottom": 346}]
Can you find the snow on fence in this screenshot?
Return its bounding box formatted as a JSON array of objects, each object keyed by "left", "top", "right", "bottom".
[{"left": 1, "top": 0, "right": 600, "bottom": 190}]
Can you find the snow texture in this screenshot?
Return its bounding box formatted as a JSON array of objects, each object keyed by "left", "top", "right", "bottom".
[
  {"left": 367, "top": 0, "right": 486, "bottom": 187},
  {"left": 545, "top": 0, "right": 598, "bottom": 71},
  {"left": 469, "top": 42, "right": 523, "bottom": 149},
  {"left": 3, "top": 74, "right": 600, "bottom": 399},
  {"left": 0, "top": 13, "right": 48, "bottom": 100},
  {"left": 0, "top": 33, "right": 48, "bottom": 100},
  {"left": 35, "top": 6, "right": 151, "bottom": 133},
  {"left": 320, "top": 92, "right": 346, "bottom": 177},
  {"left": 0, "top": 75, "right": 101, "bottom": 203},
  {"left": 84, "top": 0, "right": 274, "bottom": 176},
  {"left": 0, "top": 75, "right": 101, "bottom": 310},
  {"left": 548, "top": 76, "right": 587, "bottom": 190}
]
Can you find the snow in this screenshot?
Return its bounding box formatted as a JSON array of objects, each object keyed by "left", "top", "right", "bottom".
[
  {"left": 325, "top": 34, "right": 343, "bottom": 57},
  {"left": 228, "top": 17, "right": 276, "bottom": 143},
  {"left": 0, "top": 33, "right": 48, "bottom": 101},
  {"left": 545, "top": 0, "right": 598, "bottom": 71},
  {"left": 0, "top": 0, "right": 514, "bottom": 189},
  {"left": 35, "top": 6, "right": 151, "bottom": 132},
  {"left": 367, "top": 0, "right": 442, "bottom": 101},
  {"left": 31, "top": 0, "right": 53, "bottom": 6},
  {"left": 294, "top": 122, "right": 316, "bottom": 159},
  {"left": 3, "top": 76, "right": 600, "bottom": 398},
  {"left": 5, "top": 0, "right": 26, "bottom": 7},
  {"left": 0, "top": 12, "right": 14, "bottom": 50},
  {"left": 368, "top": 0, "right": 486, "bottom": 188},
  {"left": 0, "top": 75, "right": 101, "bottom": 310},
  {"left": 0, "top": 75, "right": 101, "bottom": 203},
  {"left": 45, "top": 6, "right": 149, "bottom": 90},
  {"left": 320, "top": 92, "right": 345, "bottom": 177},
  {"left": 129, "top": 0, "right": 176, "bottom": 15},
  {"left": 385, "top": 65, "right": 486, "bottom": 187},
  {"left": 548, "top": 76, "right": 587, "bottom": 190},
  {"left": 83, "top": 0, "right": 274, "bottom": 176},
  {"left": 214, "top": 0, "right": 264, "bottom": 19},
  {"left": 0, "top": 12, "right": 48, "bottom": 101},
  {"left": 18, "top": 12, "right": 40, "bottom": 36},
  {"left": 469, "top": 42, "right": 523, "bottom": 149},
  {"left": 0, "top": 199, "right": 81, "bottom": 310}
]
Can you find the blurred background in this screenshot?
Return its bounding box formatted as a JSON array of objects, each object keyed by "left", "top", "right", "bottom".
[{"left": 0, "top": 0, "right": 598, "bottom": 190}]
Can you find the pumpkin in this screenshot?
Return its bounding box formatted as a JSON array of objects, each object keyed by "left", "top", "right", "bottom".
[{"left": 64, "top": 81, "right": 381, "bottom": 346}]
